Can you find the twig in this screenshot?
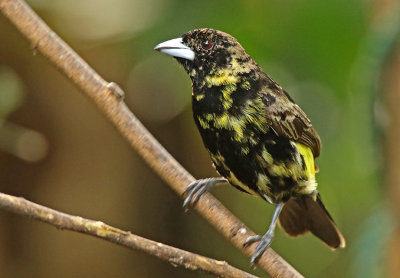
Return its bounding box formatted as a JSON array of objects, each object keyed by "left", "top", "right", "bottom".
[
  {"left": 0, "top": 192, "right": 258, "bottom": 278},
  {"left": 0, "top": 0, "right": 303, "bottom": 277}
]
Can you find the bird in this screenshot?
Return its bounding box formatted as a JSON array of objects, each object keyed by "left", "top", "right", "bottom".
[{"left": 154, "top": 28, "right": 345, "bottom": 265}]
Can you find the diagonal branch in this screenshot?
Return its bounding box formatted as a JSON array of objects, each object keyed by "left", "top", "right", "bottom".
[
  {"left": 0, "top": 192, "right": 258, "bottom": 278},
  {"left": 0, "top": 0, "right": 303, "bottom": 277}
]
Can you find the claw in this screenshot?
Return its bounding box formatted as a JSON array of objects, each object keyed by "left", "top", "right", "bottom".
[
  {"left": 243, "top": 235, "right": 263, "bottom": 246},
  {"left": 244, "top": 231, "right": 274, "bottom": 266},
  {"left": 182, "top": 181, "right": 198, "bottom": 195},
  {"left": 244, "top": 202, "right": 284, "bottom": 266},
  {"left": 182, "top": 177, "right": 226, "bottom": 207},
  {"left": 191, "top": 183, "right": 209, "bottom": 203},
  {"left": 182, "top": 181, "right": 201, "bottom": 207}
]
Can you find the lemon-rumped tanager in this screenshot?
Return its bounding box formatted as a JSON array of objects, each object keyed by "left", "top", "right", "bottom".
[{"left": 154, "top": 28, "right": 345, "bottom": 265}]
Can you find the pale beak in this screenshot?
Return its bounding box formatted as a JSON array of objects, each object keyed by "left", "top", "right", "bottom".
[{"left": 154, "top": 38, "right": 195, "bottom": 61}]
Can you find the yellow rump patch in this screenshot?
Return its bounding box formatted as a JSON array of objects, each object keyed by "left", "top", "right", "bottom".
[{"left": 296, "top": 142, "right": 316, "bottom": 178}]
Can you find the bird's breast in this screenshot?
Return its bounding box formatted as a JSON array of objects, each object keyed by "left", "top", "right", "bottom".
[{"left": 192, "top": 87, "right": 269, "bottom": 145}]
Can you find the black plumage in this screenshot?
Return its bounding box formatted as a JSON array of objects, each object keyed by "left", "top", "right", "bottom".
[{"left": 155, "top": 28, "right": 345, "bottom": 264}]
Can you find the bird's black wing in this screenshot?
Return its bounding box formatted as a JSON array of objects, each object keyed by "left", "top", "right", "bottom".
[{"left": 261, "top": 88, "right": 321, "bottom": 157}]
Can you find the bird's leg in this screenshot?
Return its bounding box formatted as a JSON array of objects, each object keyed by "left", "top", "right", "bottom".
[
  {"left": 182, "top": 177, "right": 227, "bottom": 207},
  {"left": 244, "top": 202, "right": 284, "bottom": 265}
]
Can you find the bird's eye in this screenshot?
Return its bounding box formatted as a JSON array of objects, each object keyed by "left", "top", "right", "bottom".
[{"left": 201, "top": 40, "right": 213, "bottom": 50}]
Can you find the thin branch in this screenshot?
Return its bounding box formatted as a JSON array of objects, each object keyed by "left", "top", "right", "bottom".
[
  {"left": 0, "top": 1, "right": 303, "bottom": 277},
  {"left": 0, "top": 192, "right": 258, "bottom": 278}
]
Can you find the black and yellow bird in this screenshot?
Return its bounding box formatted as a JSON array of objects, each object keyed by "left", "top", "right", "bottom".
[{"left": 155, "top": 28, "right": 345, "bottom": 264}]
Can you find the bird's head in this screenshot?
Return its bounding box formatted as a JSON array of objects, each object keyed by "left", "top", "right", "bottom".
[{"left": 154, "top": 29, "right": 251, "bottom": 81}]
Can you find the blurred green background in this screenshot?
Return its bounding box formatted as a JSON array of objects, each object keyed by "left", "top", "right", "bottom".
[{"left": 1, "top": 0, "right": 400, "bottom": 277}]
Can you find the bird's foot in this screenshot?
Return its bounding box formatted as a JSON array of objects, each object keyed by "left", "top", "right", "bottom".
[
  {"left": 182, "top": 177, "right": 226, "bottom": 207},
  {"left": 244, "top": 230, "right": 274, "bottom": 266}
]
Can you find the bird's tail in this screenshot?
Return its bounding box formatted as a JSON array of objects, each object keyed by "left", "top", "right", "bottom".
[{"left": 278, "top": 193, "right": 345, "bottom": 249}]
